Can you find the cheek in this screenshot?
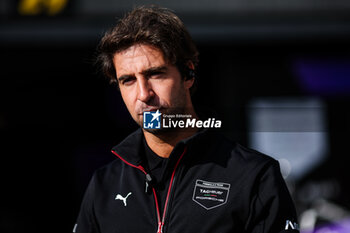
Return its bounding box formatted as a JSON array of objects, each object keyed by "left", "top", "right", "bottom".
[
  {"left": 162, "top": 81, "right": 185, "bottom": 106},
  {"left": 156, "top": 82, "right": 176, "bottom": 103}
]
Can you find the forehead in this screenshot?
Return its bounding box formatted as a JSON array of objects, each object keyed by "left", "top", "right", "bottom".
[{"left": 113, "top": 44, "right": 166, "bottom": 74}]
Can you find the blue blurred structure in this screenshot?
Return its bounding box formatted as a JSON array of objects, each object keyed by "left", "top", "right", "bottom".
[
  {"left": 1, "top": 1, "right": 350, "bottom": 233},
  {"left": 294, "top": 58, "right": 350, "bottom": 96}
]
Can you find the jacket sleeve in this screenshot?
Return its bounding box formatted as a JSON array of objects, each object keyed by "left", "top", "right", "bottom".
[
  {"left": 73, "top": 174, "right": 100, "bottom": 233},
  {"left": 245, "top": 160, "right": 299, "bottom": 233}
]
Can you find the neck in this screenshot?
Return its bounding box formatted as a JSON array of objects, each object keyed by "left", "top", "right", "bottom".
[{"left": 143, "top": 108, "right": 198, "bottom": 158}]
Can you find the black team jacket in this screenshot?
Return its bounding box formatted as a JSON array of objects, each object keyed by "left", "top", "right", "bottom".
[{"left": 74, "top": 128, "right": 299, "bottom": 233}]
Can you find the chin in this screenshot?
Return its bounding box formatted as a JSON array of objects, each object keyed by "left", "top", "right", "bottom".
[{"left": 134, "top": 116, "right": 143, "bottom": 126}]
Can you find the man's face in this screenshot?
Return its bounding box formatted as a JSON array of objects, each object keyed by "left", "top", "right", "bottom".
[{"left": 113, "top": 44, "right": 194, "bottom": 128}]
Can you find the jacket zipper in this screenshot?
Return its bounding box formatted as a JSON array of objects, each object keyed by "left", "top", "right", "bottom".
[{"left": 112, "top": 147, "right": 187, "bottom": 233}]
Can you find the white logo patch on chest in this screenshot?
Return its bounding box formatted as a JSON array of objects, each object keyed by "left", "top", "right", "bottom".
[
  {"left": 115, "top": 192, "right": 132, "bottom": 206},
  {"left": 192, "top": 180, "right": 230, "bottom": 210}
]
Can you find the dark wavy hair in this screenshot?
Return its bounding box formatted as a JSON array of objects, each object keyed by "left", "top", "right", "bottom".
[{"left": 96, "top": 6, "right": 199, "bottom": 94}]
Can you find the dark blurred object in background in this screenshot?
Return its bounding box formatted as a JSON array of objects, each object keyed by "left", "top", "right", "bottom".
[{"left": 1, "top": 1, "right": 350, "bottom": 233}]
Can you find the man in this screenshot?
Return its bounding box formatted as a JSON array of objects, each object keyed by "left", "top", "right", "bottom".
[{"left": 74, "top": 6, "right": 299, "bottom": 233}]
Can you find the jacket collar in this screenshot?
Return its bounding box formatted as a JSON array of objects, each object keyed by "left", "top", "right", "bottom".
[
  {"left": 111, "top": 128, "right": 144, "bottom": 166},
  {"left": 111, "top": 128, "right": 209, "bottom": 167}
]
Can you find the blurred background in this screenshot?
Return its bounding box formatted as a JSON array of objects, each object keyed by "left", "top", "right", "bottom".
[{"left": 1, "top": 0, "right": 350, "bottom": 232}]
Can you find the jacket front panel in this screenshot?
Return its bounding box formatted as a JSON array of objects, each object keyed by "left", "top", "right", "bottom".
[
  {"left": 162, "top": 134, "right": 269, "bottom": 233},
  {"left": 75, "top": 129, "right": 299, "bottom": 233},
  {"left": 164, "top": 162, "right": 244, "bottom": 233},
  {"left": 79, "top": 160, "right": 159, "bottom": 233}
]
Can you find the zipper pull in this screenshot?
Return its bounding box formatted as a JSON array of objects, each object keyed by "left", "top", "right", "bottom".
[
  {"left": 157, "top": 222, "right": 163, "bottom": 233},
  {"left": 145, "top": 173, "right": 153, "bottom": 194}
]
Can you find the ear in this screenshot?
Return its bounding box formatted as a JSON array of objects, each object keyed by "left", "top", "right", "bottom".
[
  {"left": 184, "top": 76, "right": 194, "bottom": 90},
  {"left": 184, "top": 61, "right": 195, "bottom": 89},
  {"left": 187, "top": 61, "right": 195, "bottom": 70}
]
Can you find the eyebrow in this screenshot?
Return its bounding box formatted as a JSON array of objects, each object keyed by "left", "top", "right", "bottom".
[
  {"left": 140, "top": 65, "right": 167, "bottom": 77},
  {"left": 117, "top": 65, "right": 168, "bottom": 83}
]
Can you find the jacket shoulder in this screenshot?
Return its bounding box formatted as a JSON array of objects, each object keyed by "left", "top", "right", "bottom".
[
  {"left": 92, "top": 158, "right": 124, "bottom": 183},
  {"left": 205, "top": 132, "right": 278, "bottom": 170},
  {"left": 232, "top": 141, "right": 276, "bottom": 165}
]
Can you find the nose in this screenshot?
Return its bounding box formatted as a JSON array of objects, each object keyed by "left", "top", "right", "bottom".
[{"left": 137, "top": 78, "right": 154, "bottom": 103}]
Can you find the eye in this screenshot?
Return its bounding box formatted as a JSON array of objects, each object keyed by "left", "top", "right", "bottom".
[{"left": 121, "top": 77, "right": 136, "bottom": 85}]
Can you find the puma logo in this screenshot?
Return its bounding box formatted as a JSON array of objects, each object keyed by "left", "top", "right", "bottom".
[{"left": 115, "top": 192, "right": 132, "bottom": 206}]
